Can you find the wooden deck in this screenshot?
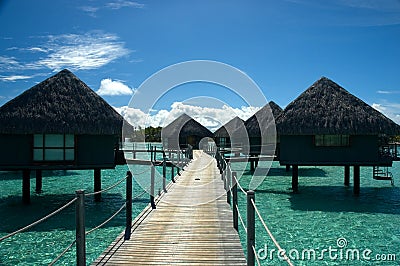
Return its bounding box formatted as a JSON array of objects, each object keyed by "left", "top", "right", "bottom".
[{"left": 92, "top": 150, "right": 246, "bottom": 265}]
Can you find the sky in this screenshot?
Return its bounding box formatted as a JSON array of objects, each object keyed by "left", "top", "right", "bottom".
[{"left": 0, "top": 0, "right": 400, "bottom": 130}]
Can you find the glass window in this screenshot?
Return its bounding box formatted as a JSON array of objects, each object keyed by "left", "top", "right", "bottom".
[
  {"left": 45, "top": 134, "right": 64, "bottom": 147},
  {"left": 45, "top": 149, "right": 64, "bottom": 161},
  {"left": 33, "top": 134, "right": 43, "bottom": 147},
  {"left": 65, "top": 134, "right": 75, "bottom": 147},
  {"left": 33, "top": 149, "right": 43, "bottom": 161},
  {"left": 33, "top": 134, "right": 75, "bottom": 162},
  {"left": 315, "top": 135, "right": 350, "bottom": 147}
]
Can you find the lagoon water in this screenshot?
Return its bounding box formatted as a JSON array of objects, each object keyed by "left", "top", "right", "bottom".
[{"left": 0, "top": 149, "right": 399, "bottom": 265}]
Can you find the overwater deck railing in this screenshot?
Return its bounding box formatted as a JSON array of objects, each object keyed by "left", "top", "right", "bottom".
[
  {"left": 0, "top": 148, "right": 188, "bottom": 266},
  {"left": 215, "top": 150, "right": 294, "bottom": 266}
]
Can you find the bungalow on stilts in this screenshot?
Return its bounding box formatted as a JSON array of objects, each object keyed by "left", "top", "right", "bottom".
[
  {"left": 276, "top": 77, "right": 400, "bottom": 195},
  {"left": 0, "top": 69, "right": 128, "bottom": 203}
]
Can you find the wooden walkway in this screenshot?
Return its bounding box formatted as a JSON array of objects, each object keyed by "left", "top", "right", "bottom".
[{"left": 92, "top": 150, "right": 246, "bottom": 265}]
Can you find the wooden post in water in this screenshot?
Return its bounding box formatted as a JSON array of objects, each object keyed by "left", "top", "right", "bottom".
[
  {"left": 226, "top": 167, "right": 231, "bottom": 204},
  {"left": 162, "top": 156, "right": 167, "bottom": 192},
  {"left": 35, "top": 169, "right": 42, "bottom": 194},
  {"left": 247, "top": 190, "right": 255, "bottom": 266},
  {"left": 353, "top": 165, "right": 360, "bottom": 195},
  {"left": 75, "top": 190, "right": 86, "bottom": 266},
  {"left": 232, "top": 172, "right": 238, "bottom": 231},
  {"left": 292, "top": 165, "right": 299, "bottom": 192},
  {"left": 22, "top": 169, "right": 31, "bottom": 204},
  {"left": 285, "top": 165, "right": 291, "bottom": 172},
  {"left": 150, "top": 165, "right": 156, "bottom": 209},
  {"left": 94, "top": 169, "right": 101, "bottom": 202},
  {"left": 344, "top": 166, "right": 350, "bottom": 186},
  {"left": 250, "top": 159, "right": 255, "bottom": 172},
  {"left": 124, "top": 171, "right": 132, "bottom": 240}
]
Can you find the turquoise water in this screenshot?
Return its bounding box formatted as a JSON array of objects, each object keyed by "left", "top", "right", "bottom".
[
  {"left": 233, "top": 161, "right": 400, "bottom": 265},
  {"left": 1, "top": 150, "right": 399, "bottom": 265}
]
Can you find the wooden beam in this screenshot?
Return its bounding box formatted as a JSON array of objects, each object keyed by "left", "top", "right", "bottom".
[
  {"left": 35, "top": 170, "right": 43, "bottom": 193},
  {"left": 22, "top": 170, "right": 31, "bottom": 204},
  {"left": 292, "top": 165, "right": 299, "bottom": 192},
  {"left": 344, "top": 166, "right": 350, "bottom": 186},
  {"left": 353, "top": 166, "right": 360, "bottom": 195},
  {"left": 94, "top": 169, "right": 101, "bottom": 202},
  {"left": 286, "top": 165, "right": 291, "bottom": 172}
]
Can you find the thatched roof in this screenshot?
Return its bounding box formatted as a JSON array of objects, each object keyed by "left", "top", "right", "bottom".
[
  {"left": 0, "top": 69, "right": 124, "bottom": 135},
  {"left": 213, "top": 116, "right": 244, "bottom": 138},
  {"left": 162, "top": 113, "right": 213, "bottom": 139},
  {"left": 244, "top": 101, "right": 282, "bottom": 137},
  {"left": 276, "top": 77, "right": 400, "bottom": 135}
]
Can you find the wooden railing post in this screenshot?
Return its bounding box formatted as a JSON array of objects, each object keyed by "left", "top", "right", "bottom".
[
  {"left": 226, "top": 164, "right": 231, "bottom": 204},
  {"left": 124, "top": 171, "right": 132, "bottom": 240},
  {"left": 75, "top": 190, "right": 86, "bottom": 266},
  {"left": 232, "top": 172, "right": 238, "bottom": 231},
  {"left": 150, "top": 165, "right": 156, "bottom": 209},
  {"left": 247, "top": 190, "right": 255, "bottom": 266},
  {"left": 162, "top": 156, "right": 167, "bottom": 192}
]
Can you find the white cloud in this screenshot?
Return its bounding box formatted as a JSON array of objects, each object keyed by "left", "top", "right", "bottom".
[
  {"left": 372, "top": 102, "right": 400, "bottom": 124},
  {"left": 2, "top": 32, "right": 130, "bottom": 73},
  {"left": 106, "top": 1, "right": 144, "bottom": 9},
  {"left": 97, "top": 78, "right": 135, "bottom": 96},
  {"left": 377, "top": 90, "right": 400, "bottom": 94},
  {"left": 0, "top": 75, "right": 34, "bottom": 82},
  {"left": 114, "top": 102, "right": 261, "bottom": 131},
  {"left": 79, "top": 1, "right": 144, "bottom": 16},
  {"left": 0, "top": 56, "right": 21, "bottom": 71},
  {"left": 31, "top": 32, "right": 130, "bottom": 72}
]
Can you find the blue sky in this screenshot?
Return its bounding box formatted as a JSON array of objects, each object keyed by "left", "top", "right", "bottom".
[{"left": 1, "top": 0, "right": 400, "bottom": 128}]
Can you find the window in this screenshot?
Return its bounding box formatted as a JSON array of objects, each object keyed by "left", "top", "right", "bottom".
[
  {"left": 315, "top": 135, "right": 350, "bottom": 147},
  {"left": 33, "top": 134, "right": 75, "bottom": 161},
  {"left": 219, "top": 137, "right": 226, "bottom": 147}
]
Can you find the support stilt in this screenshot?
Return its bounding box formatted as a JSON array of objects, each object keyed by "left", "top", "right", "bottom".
[
  {"left": 94, "top": 169, "right": 101, "bottom": 202},
  {"left": 292, "top": 165, "right": 298, "bottom": 192},
  {"left": 35, "top": 170, "right": 43, "bottom": 193},
  {"left": 353, "top": 166, "right": 360, "bottom": 195},
  {"left": 23, "top": 169, "right": 31, "bottom": 204},
  {"left": 285, "top": 165, "right": 291, "bottom": 172},
  {"left": 344, "top": 166, "right": 350, "bottom": 186}
]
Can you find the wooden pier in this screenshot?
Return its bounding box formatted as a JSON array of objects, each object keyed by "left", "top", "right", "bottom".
[{"left": 92, "top": 150, "right": 246, "bottom": 265}]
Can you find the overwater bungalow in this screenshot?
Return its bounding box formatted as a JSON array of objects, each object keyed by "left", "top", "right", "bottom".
[
  {"left": 0, "top": 69, "right": 126, "bottom": 203},
  {"left": 243, "top": 101, "right": 282, "bottom": 156},
  {"left": 276, "top": 77, "right": 400, "bottom": 194},
  {"left": 213, "top": 116, "right": 244, "bottom": 149},
  {"left": 161, "top": 113, "right": 213, "bottom": 151}
]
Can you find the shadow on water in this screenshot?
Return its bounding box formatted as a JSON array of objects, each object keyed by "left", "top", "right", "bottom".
[
  {"left": 0, "top": 170, "right": 84, "bottom": 181},
  {"left": 0, "top": 192, "right": 148, "bottom": 234},
  {"left": 288, "top": 185, "right": 400, "bottom": 215},
  {"left": 245, "top": 167, "right": 329, "bottom": 177}
]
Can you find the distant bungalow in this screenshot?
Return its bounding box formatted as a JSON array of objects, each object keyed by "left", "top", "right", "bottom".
[
  {"left": 213, "top": 116, "right": 244, "bottom": 149},
  {"left": 161, "top": 113, "right": 213, "bottom": 151},
  {"left": 0, "top": 69, "right": 127, "bottom": 203},
  {"left": 243, "top": 101, "right": 282, "bottom": 156},
  {"left": 276, "top": 77, "right": 400, "bottom": 194}
]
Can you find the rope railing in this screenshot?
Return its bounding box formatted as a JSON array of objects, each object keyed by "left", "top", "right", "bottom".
[
  {"left": 236, "top": 204, "right": 247, "bottom": 234},
  {"left": 48, "top": 239, "right": 77, "bottom": 266},
  {"left": 216, "top": 149, "right": 294, "bottom": 266},
  {"left": 86, "top": 175, "right": 127, "bottom": 196},
  {"left": 0, "top": 197, "right": 77, "bottom": 242},
  {"left": 251, "top": 199, "right": 294, "bottom": 266},
  {"left": 86, "top": 203, "right": 127, "bottom": 236},
  {"left": 252, "top": 245, "right": 261, "bottom": 266}
]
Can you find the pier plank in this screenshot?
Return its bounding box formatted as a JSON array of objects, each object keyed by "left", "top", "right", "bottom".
[{"left": 92, "top": 151, "right": 246, "bottom": 265}]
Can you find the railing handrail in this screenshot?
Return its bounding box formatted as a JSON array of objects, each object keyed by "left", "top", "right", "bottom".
[
  {"left": 216, "top": 149, "right": 294, "bottom": 266},
  {"left": 0, "top": 197, "right": 77, "bottom": 242}
]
